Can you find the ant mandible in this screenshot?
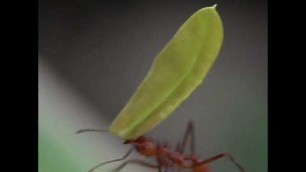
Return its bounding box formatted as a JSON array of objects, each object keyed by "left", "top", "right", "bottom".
[{"left": 76, "top": 121, "right": 245, "bottom": 172}]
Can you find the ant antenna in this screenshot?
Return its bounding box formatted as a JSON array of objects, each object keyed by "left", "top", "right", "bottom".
[
  {"left": 88, "top": 147, "right": 134, "bottom": 172},
  {"left": 75, "top": 129, "right": 109, "bottom": 134}
]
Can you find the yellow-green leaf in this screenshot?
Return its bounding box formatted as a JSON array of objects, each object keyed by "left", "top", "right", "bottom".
[{"left": 110, "top": 5, "right": 223, "bottom": 140}]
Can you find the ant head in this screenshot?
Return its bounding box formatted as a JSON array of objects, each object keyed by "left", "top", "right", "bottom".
[
  {"left": 124, "top": 136, "right": 148, "bottom": 144},
  {"left": 136, "top": 136, "right": 151, "bottom": 143}
]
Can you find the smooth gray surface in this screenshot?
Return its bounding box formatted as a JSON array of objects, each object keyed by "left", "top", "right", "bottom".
[{"left": 39, "top": 0, "right": 267, "bottom": 171}]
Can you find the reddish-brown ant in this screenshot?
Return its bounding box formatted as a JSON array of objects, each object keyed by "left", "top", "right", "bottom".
[{"left": 76, "top": 121, "right": 245, "bottom": 172}]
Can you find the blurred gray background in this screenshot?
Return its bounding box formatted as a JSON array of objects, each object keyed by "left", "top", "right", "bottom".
[{"left": 39, "top": 0, "right": 267, "bottom": 171}]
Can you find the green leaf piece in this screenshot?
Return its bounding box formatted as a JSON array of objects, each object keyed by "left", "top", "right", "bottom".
[{"left": 110, "top": 5, "right": 224, "bottom": 140}]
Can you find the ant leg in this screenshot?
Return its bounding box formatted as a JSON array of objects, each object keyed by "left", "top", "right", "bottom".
[
  {"left": 192, "top": 153, "right": 245, "bottom": 172},
  {"left": 175, "top": 142, "right": 181, "bottom": 151},
  {"left": 113, "top": 159, "right": 159, "bottom": 172},
  {"left": 87, "top": 147, "right": 134, "bottom": 172},
  {"left": 156, "top": 155, "right": 163, "bottom": 172},
  {"left": 177, "top": 120, "right": 195, "bottom": 154}
]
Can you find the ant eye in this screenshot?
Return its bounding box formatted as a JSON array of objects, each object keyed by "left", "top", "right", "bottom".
[{"left": 123, "top": 140, "right": 130, "bottom": 144}]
